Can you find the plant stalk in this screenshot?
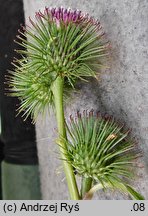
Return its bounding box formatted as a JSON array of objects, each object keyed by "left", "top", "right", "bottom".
[
  {"left": 51, "top": 76, "right": 80, "bottom": 200},
  {"left": 81, "top": 177, "right": 92, "bottom": 199},
  {"left": 83, "top": 183, "right": 103, "bottom": 200}
]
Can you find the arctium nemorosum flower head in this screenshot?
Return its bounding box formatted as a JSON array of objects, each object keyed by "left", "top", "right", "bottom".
[
  {"left": 8, "top": 7, "right": 109, "bottom": 119},
  {"left": 65, "top": 110, "right": 143, "bottom": 199}
]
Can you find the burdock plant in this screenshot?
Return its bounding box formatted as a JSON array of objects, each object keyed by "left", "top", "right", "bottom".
[
  {"left": 8, "top": 7, "right": 144, "bottom": 200},
  {"left": 66, "top": 111, "right": 144, "bottom": 199}
]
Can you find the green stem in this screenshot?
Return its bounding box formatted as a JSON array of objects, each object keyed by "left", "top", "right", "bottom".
[
  {"left": 81, "top": 177, "right": 92, "bottom": 199},
  {"left": 83, "top": 183, "right": 103, "bottom": 200},
  {"left": 51, "top": 76, "right": 80, "bottom": 200}
]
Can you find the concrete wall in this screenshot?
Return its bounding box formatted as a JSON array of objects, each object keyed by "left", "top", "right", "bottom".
[{"left": 23, "top": 0, "right": 148, "bottom": 199}]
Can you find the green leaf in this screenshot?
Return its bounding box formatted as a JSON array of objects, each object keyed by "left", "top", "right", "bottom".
[
  {"left": 83, "top": 181, "right": 145, "bottom": 200},
  {"left": 125, "top": 184, "right": 145, "bottom": 200}
]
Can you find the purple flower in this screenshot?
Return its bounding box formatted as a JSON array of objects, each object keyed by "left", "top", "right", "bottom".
[
  {"left": 35, "top": 7, "right": 101, "bottom": 29},
  {"left": 50, "top": 7, "right": 81, "bottom": 23}
]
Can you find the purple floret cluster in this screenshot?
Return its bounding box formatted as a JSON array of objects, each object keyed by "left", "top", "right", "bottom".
[{"left": 35, "top": 7, "right": 101, "bottom": 30}]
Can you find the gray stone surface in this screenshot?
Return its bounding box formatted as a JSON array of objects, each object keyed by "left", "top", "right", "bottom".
[{"left": 23, "top": 0, "right": 148, "bottom": 199}]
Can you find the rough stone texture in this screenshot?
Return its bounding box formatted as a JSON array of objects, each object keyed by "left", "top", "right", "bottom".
[{"left": 23, "top": 0, "right": 148, "bottom": 199}]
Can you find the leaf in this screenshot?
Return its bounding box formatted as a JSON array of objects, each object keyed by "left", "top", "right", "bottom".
[
  {"left": 125, "top": 184, "right": 145, "bottom": 200},
  {"left": 83, "top": 182, "right": 145, "bottom": 200}
]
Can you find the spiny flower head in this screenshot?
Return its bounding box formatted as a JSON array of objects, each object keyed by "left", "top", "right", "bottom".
[
  {"left": 8, "top": 7, "right": 109, "bottom": 118},
  {"left": 65, "top": 110, "right": 140, "bottom": 190}
]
